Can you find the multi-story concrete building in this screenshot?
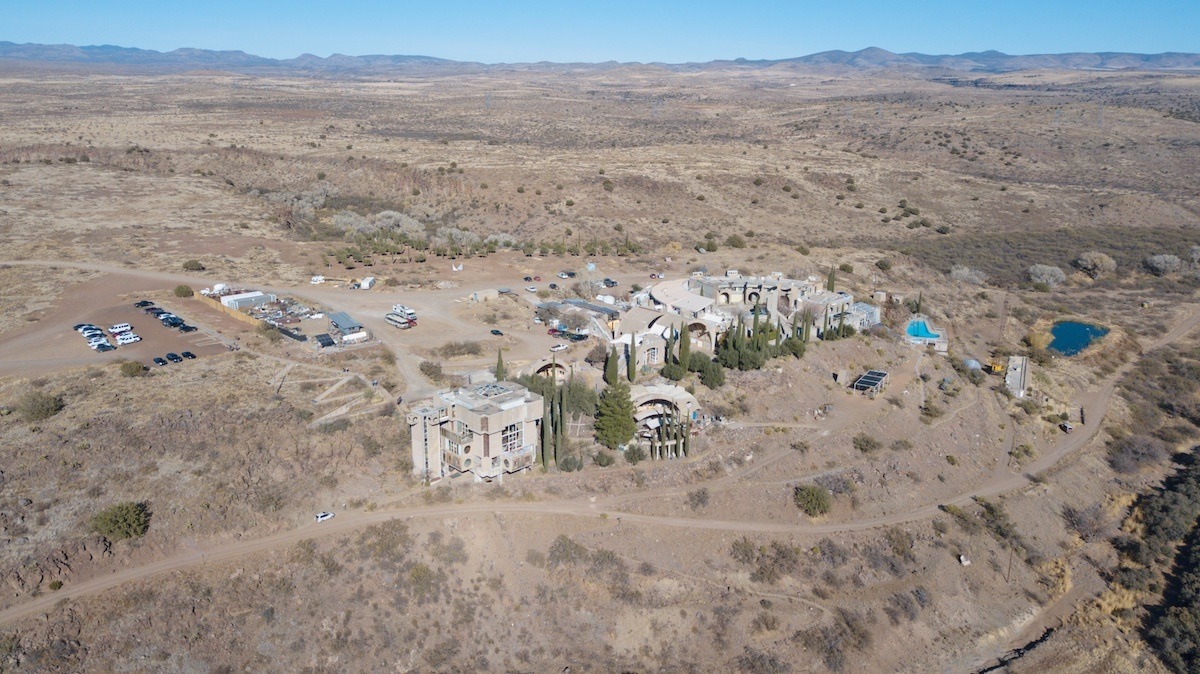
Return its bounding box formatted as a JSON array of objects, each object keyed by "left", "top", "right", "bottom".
[{"left": 407, "top": 381, "right": 544, "bottom": 482}]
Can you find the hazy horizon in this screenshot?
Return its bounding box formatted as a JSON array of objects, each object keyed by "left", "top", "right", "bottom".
[{"left": 5, "top": 0, "right": 1198, "bottom": 64}]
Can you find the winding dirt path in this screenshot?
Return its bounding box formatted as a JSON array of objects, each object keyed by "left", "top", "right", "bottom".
[{"left": 1, "top": 259, "right": 1197, "bottom": 630}]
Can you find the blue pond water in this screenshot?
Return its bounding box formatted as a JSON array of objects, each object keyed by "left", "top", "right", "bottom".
[
  {"left": 907, "top": 320, "right": 940, "bottom": 339},
  {"left": 1049, "top": 321, "right": 1109, "bottom": 356}
]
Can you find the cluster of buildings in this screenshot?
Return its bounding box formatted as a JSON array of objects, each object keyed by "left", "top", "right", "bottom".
[{"left": 408, "top": 269, "right": 892, "bottom": 483}]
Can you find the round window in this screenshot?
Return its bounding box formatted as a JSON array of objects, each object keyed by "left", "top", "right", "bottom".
[{"left": 464, "top": 458, "right": 471, "bottom": 467}]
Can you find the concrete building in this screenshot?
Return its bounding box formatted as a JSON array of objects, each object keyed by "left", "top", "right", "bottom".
[
  {"left": 220, "top": 290, "right": 277, "bottom": 310},
  {"left": 1005, "top": 356, "right": 1030, "bottom": 398},
  {"left": 407, "top": 381, "right": 545, "bottom": 482}
]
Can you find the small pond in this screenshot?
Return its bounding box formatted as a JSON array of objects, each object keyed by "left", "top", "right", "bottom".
[{"left": 1049, "top": 321, "right": 1109, "bottom": 356}]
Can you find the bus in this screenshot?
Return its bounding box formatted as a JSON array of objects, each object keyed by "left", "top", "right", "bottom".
[{"left": 385, "top": 312, "right": 414, "bottom": 329}]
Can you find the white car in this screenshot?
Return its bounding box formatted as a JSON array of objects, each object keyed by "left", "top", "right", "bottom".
[
  {"left": 550, "top": 343, "right": 568, "bottom": 352},
  {"left": 314, "top": 511, "right": 335, "bottom": 523},
  {"left": 525, "top": 286, "right": 537, "bottom": 293},
  {"left": 88, "top": 339, "right": 112, "bottom": 350},
  {"left": 556, "top": 271, "right": 569, "bottom": 279},
  {"left": 116, "top": 333, "right": 141, "bottom": 345}
]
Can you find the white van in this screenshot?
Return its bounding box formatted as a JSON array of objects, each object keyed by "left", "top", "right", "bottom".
[
  {"left": 116, "top": 333, "right": 141, "bottom": 345},
  {"left": 108, "top": 323, "right": 132, "bottom": 334}
]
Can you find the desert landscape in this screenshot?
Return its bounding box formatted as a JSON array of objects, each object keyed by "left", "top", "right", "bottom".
[{"left": 0, "top": 40, "right": 1198, "bottom": 673}]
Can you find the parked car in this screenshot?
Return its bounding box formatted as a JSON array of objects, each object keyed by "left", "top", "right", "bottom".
[
  {"left": 181, "top": 351, "right": 196, "bottom": 360},
  {"left": 602, "top": 278, "right": 618, "bottom": 287},
  {"left": 566, "top": 271, "right": 576, "bottom": 278},
  {"left": 314, "top": 512, "right": 335, "bottom": 523},
  {"left": 88, "top": 339, "right": 112, "bottom": 350},
  {"left": 525, "top": 286, "right": 537, "bottom": 293},
  {"left": 116, "top": 333, "right": 141, "bottom": 345},
  {"left": 94, "top": 343, "right": 116, "bottom": 353},
  {"left": 165, "top": 352, "right": 183, "bottom": 363},
  {"left": 73, "top": 323, "right": 96, "bottom": 332},
  {"left": 567, "top": 333, "right": 588, "bottom": 342},
  {"left": 178, "top": 324, "right": 197, "bottom": 333},
  {"left": 108, "top": 323, "right": 132, "bottom": 334},
  {"left": 533, "top": 316, "right": 543, "bottom": 324},
  {"left": 549, "top": 283, "right": 558, "bottom": 290},
  {"left": 550, "top": 343, "right": 568, "bottom": 352},
  {"left": 81, "top": 329, "right": 104, "bottom": 339},
  {"left": 145, "top": 307, "right": 165, "bottom": 315},
  {"left": 1060, "top": 422, "right": 1074, "bottom": 434},
  {"left": 557, "top": 271, "right": 569, "bottom": 279},
  {"left": 490, "top": 329, "right": 503, "bottom": 336},
  {"left": 133, "top": 300, "right": 154, "bottom": 308},
  {"left": 523, "top": 276, "right": 533, "bottom": 282},
  {"left": 153, "top": 357, "right": 168, "bottom": 367}
]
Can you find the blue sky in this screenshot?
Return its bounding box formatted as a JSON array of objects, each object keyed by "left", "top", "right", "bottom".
[{"left": 4, "top": 0, "right": 1197, "bottom": 62}]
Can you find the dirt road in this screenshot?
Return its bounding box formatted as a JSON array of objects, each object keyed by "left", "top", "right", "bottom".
[{"left": 1, "top": 259, "right": 1197, "bottom": 630}]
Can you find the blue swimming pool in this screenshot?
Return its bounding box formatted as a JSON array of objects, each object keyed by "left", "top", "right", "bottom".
[{"left": 906, "top": 320, "right": 940, "bottom": 340}]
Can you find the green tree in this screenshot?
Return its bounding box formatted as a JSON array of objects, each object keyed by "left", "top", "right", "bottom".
[
  {"left": 700, "top": 361, "right": 725, "bottom": 389},
  {"left": 826, "top": 267, "right": 837, "bottom": 291},
  {"left": 540, "top": 398, "right": 553, "bottom": 469},
  {"left": 604, "top": 346, "right": 620, "bottom": 386},
  {"left": 679, "top": 327, "right": 692, "bottom": 370},
  {"left": 794, "top": 485, "right": 832, "bottom": 516},
  {"left": 173, "top": 284, "right": 194, "bottom": 298},
  {"left": 595, "top": 380, "right": 636, "bottom": 450},
  {"left": 627, "top": 340, "right": 637, "bottom": 383},
  {"left": 91, "top": 501, "right": 151, "bottom": 540},
  {"left": 494, "top": 350, "right": 506, "bottom": 381}
]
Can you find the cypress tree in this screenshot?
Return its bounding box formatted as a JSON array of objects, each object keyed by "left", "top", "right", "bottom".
[
  {"left": 827, "top": 267, "right": 837, "bottom": 291},
  {"left": 604, "top": 346, "right": 620, "bottom": 386},
  {"left": 556, "top": 382, "right": 567, "bottom": 461},
  {"left": 916, "top": 291, "right": 923, "bottom": 315},
  {"left": 679, "top": 327, "right": 691, "bottom": 371},
  {"left": 682, "top": 421, "right": 691, "bottom": 456},
  {"left": 540, "top": 398, "right": 552, "bottom": 469},
  {"left": 627, "top": 339, "right": 637, "bottom": 383},
  {"left": 494, "top": 350, "right": 506, "bottom": 381}
]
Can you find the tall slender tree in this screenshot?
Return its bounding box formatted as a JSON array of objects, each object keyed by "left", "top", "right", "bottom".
[
  {"left": 555, "top": 381, "right": 567, "bottom": 463},
  {"left": 604, "top": 346, "right": 620, "bottom": 386},
  {"left": 827, "top": 266, "right": 837, "bottom": 291},
  {"left": 627, "top": 338, "right": 637, "bottom": 383},
  {"left": 540, "top": 398, "right": 553, "bottom": 469},
  {"left": 679, "top": 326, "right": 691, "bottom": 370},
  {"left": 494, "top": 350, "right": 506, "bottom": 381},
  {"left": 595, "top": 379, "right": 636, "bottom": 450}
]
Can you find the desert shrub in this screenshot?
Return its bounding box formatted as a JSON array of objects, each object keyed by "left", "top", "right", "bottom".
[
  {"left": 181, "top": 259, "right": 205, "bottom": 271},
  {"left": 173, "top": 284, "right": 194, "bottom": 297},
  {"left": 1062, "top": 503, "right": 1109, "bottom": 541},
  {"left": 17, "top": 390, "right": 64, "bottom": 421},
  {"left": 798, "top": 608, "right": 873, "bottom": 672},
  {"left": 437, "top": 340, "right": 482, "bottom": 358},
  {"left": 624, "top": 445, "right": 646, "bottom": 465},
  {"left": 794, "top": 485, "right": 832, "bottom": 516},
  {"left": 547, "top": 534, "right": 590, "bottom": 568},
  {"left": 91, "top": 501, "right": 150, "bottom": 540},
  {"left": 1028, "top": 264, "right": 1066, "bottom": 288},
  {"left": 875, "top": 259, "right": 892, "bottom": 271},
  {"left": 119, "top": 361, "right": 145, "bottom": 377},
  {"left": 736, "top": 647, "right": 790, "bottom": 673},
  {"left": 256, "top": 321, "right": 281, "bottom": 342},
  {"left": 725, "top": 234, "right": 747, "bottom": 249},
  {"left": 838, "top": 263, "right": 854, "bottom": 274},
  {"left": 593, "top": 450, "right": 615, "bottom": 467},
  {"left": 419, "top": 361, "right": 444, "bottom": 379},
  {"left": 852, "top": 433, "right": 882, "bottom": 454},
  {"left": 700, "top": 361, "right": 725, "bottom": 389},
  {"left": 950, "top": 264, "right": 989, "bottom": 285},
  {"left": 687, "top": 488, "right": 710, "bottom": 511},
  {"left": 1145, "top": 254, "right": 1184, "bottom": 276},
  {"left": 1073, "top": 251, "right": 1117, "bottom": 279},
  {"left": 1108, "top": 434, "right": 1169, "bottom": 474}
]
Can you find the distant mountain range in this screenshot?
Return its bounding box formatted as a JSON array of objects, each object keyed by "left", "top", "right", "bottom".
[{"left": 2, "top": 41, "right": 1198, "bottom": 76}]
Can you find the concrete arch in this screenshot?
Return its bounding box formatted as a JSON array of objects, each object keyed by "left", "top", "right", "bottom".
[
  {"left": 719, "top": 292, "right": 731, "bottom": 305},
  {"left": 535, "top": 362, "right": 567, "bottom": 383},
  {"left": 747, "top": 291, "right": 760, "bottom": 304}
]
